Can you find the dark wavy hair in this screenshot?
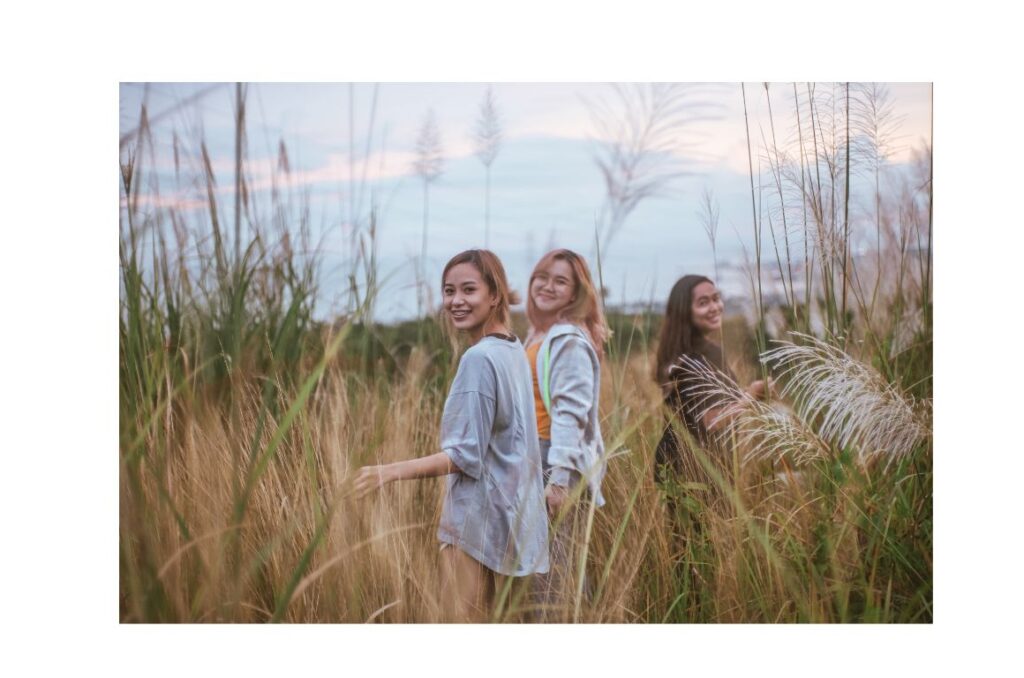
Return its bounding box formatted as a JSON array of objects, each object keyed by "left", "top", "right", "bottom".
[{"left": 653, "top": 274, "right": 713, "bottom": 387}]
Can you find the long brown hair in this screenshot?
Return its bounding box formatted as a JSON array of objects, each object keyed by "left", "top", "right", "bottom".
[
  {"left": 441, "top": 249, "right": 520, "bottom": 334},
  {"left": 654, "top": 274, "right": 714, "bottom": 386},
  {"left": 526, "top": 248, "right": 609, "bottom": 359}
]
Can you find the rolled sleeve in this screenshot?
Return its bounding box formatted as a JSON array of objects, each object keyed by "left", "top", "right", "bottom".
[
  {"left": 546, "top": 336, "right": 595, "bottom": 482},
  {"left": 440, "top": 390, "right": 495, "bottom": 480},
  {"left": 547, "top": 466, "right": 574, "bottom": 488},
  {"left": 439, "top": 349, "right": 497, "bottom": 480}
]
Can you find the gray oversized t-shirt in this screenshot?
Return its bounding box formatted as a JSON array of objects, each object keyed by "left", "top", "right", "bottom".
[{"left": 437, "top": 335, "right": 550, "bottom": 576}]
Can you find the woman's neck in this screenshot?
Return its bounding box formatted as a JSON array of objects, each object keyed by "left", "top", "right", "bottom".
[
  {"left": 532, "top": 310, "right": 560, "bottom": 333},
  {"left": 530, "top": 313, "right": 570, "bottom": 345},
  {"left": 688, "top": 332, "right": 718, "bottom": 354},
  {"left": 700, "top": 332, "right": 718, "bottom": 346},
  {"left": 470, "top": 321, "right": 511, "bottom": 345}
]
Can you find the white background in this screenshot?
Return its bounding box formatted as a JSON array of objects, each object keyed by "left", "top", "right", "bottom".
[{"left": 1, "top": 0, "right": 1019, "bottom": 675}]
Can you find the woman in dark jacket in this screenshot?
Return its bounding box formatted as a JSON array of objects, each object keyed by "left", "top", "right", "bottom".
[{"left": 653, "top": 275, "right": 770, "bottom": 487}]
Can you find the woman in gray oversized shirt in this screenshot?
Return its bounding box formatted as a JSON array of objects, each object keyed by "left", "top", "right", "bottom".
[
  {"left": 355, "top": 249, "right": 548, "bottom": 621},
  {"left": 437, "top": 335, "right": 548, "bottom": 578}
]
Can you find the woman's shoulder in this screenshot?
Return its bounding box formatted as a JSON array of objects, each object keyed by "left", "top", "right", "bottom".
[
  {"left": 694, "top": 342, "right": 724, "bottom": 367},
  {"left": 551, "top": 337, "right": 598, "bottom": 375},
  {"left": 547, "top": 331, "right": 599, "bottom": 383},
  {"left": 547, "top": 322, "right": 586, "bottom": 338},
  {"left": 671, "top": 344, "right": 722, "bottom": 378},
  {"left": 464, "top": 335, "right": 529, "bottom": 372},
  {"left": 548, "top": 324, "right": 595, "bottom": 352},
  {"left": 455, "top": 340, "right": 498, "bottom": 377},
  {"left": 463, "top": 336, "right": 512, "bottom": 360},
  {"left": 449, "top": 348, "right": 500, "bottom": 398}
]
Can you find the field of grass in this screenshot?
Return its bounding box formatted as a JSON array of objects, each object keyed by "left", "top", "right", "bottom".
[{"left": 119, "top": 83, "right": 932, "bottom": 623}]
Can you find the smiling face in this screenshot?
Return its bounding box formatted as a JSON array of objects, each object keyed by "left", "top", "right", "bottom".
[
  {"left": 690, "top": 281, "right": 724, "bottom": 337},
  {"left": 443, "top": 262, "right": 498, "bottom": 340},
  {"left": 529, "top": 257, "right": 576, "bottom": 319}
]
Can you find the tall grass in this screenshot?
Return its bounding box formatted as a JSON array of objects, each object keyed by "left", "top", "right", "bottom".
[{"left": 120, "top": 82, "right": 931, "bottom": 622}]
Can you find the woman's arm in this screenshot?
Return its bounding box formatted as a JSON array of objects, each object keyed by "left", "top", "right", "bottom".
[
  {"left": 700, "top": 378, "right": 775, "bottom": 432},
  {"left": 701, "top": 403, "right": 743, "bottom": 433},
  {"left": 354, "top": 453, "right": 459, "bottom": 498},
  {"left": 546, "top": 335, "right": 595, "bottom": 488},
  {"left": 355, "top": 349, "right": 497, "bottom": 499}
]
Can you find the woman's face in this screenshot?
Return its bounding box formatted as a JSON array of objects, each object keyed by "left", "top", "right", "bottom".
[
  {"left": 530, "top": 258, "right": 576, "bottom": 317},
  {"left": 690, "top": 281, "right": 723, "bottom": 336},
  {"left": 443, "top": 262, "right": 497, "bottom": 336}
]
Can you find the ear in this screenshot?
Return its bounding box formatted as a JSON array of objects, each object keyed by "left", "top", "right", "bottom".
[{"left": 490, "top": 291, "right": 499, "bottom": 308}]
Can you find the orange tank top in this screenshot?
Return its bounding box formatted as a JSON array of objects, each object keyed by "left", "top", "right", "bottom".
[{"left": 525, "top": 342, "right": 551, "bottom": 440}]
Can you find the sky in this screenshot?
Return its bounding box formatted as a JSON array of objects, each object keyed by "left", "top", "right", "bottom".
[{"left": 119, "top": 82, "right": 932, "bottom": 322}]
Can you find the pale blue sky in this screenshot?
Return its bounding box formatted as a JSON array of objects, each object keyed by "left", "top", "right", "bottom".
[{"left": 119, "top": 82, "right": 932, "bottom": 321}]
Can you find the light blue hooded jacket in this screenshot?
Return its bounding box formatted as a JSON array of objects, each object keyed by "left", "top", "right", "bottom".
[{"left": 535, "top": 323, "right": 606, "bottom": 507}]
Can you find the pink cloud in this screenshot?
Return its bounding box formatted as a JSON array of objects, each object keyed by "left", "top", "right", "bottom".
[{"left": 120, "top": 193, "right": 210, "bottom": 212}]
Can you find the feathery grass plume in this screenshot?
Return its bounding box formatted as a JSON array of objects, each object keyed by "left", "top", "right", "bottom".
[
  {"left": 586, "top": 83, "right": 717, "bottom": 253},
  {"left": 738, "top": 402, "right": 832, "bottom": 467},
  {"left": 763, "top": 333, "right": 930, "bottom": 464},
  {"left": 698, "top": 187, "right": 720, "bottom": 283},
  {"left": 472, "top": 86, "right": 503, "bottom": 248},
  {"left": 413, "top": 108, "right": 444, "bottom": 319},
  {"left": 672, "top": 355, "right": 830, "bottom": 467}
]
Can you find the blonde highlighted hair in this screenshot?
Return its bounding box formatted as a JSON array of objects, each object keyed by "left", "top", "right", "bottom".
[{"left": 526, "top": 248, "right": 609, "bottom": 359}]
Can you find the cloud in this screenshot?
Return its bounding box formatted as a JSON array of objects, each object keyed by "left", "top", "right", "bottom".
[
  {"left": 119, "top": 193, "right": 210, "bottom": 212},
  {"left": 244, "top": 140, "right": 487, "bottom": 193}
]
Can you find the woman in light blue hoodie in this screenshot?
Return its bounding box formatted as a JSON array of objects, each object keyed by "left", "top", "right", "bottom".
[{"left": 523, "top": 249, "right": 609, "bottom": 620}]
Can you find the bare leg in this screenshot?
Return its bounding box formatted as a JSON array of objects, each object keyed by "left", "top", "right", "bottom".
[
  {"left": 440, "top": 545, "right": 494, "bottom": 622},
  {"left": 492, "top": 571, "right": 532, "bottom": 622}
]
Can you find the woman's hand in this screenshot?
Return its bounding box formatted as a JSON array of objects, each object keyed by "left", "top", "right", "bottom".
[
  {"left": 354, "top": 464, "right": 394, "bottom": 498},
  {"left": 746, "top": 378, "right": 775, "bottom": 400},
  {"left": 545, "top": 484, "right": 569, "bottom": 519},
  {"left": 353, "top": 453, "right": 456, "bottom": 499}
]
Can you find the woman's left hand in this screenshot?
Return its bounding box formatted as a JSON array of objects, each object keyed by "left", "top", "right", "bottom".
[{"left": 545, "top": 484, "right": 569, "bottom": 519}]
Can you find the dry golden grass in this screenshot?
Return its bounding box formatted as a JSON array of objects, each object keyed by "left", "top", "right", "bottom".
[{"left": 121, "top": 340, "right": 929, "bottom": 623}]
